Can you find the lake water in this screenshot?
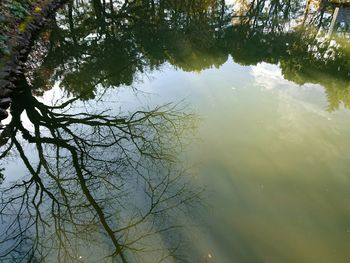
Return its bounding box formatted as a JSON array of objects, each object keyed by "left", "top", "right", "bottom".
[{"left": 0, "top": 0, "right": 350, "bottom": 262}]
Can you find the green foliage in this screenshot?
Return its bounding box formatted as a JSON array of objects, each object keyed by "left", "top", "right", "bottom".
[
  {"left": 0, "top": 0, "right": 32, "bottom": 57},
  {"left": 0, "top": 35, "right": 9, "bottom": 55},
  {"left": 7, "top": 1, "right": 30, "bottom": 19}
]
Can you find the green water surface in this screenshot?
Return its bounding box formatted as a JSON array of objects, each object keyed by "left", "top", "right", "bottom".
[{"left": 0, "top": 0, "right": 350, "bottom": 262}]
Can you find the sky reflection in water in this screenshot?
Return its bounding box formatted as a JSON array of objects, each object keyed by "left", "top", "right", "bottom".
[{"left": 1, "top": 0, "right": 350, "bottom": 262}]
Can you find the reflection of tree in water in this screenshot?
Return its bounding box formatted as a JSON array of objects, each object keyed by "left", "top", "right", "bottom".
[
  {"left": 0, "top": 1, "right": 349, "bottom": 261},
  {"left": 28, "top": 0, "right": 231, "bottom": 99},
  {"left": 0, "top": 168, "right": 4, "bottom": 185},
  {"left": 279, "top": 34, "right": 350, "bottom": 111},
  {"left": 0, "top": 75, "right": 198, "bottom": 262},
  {"left": 26, "top": 0, "right": 350, "bottom": 111},
  {"left": 226, "top": 23, "right": 350, "bottom": 110}
]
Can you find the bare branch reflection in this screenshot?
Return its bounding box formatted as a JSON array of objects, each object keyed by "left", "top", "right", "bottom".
[{"left": 0, "top": 78, "right": 198, "bottom": 262}]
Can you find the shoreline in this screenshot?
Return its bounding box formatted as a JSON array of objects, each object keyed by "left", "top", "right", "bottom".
[{"left": 0, "top": 0, "right": 69, "bottom": 122}]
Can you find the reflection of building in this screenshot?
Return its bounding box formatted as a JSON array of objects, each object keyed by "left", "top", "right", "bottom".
[
  {"left": 334, "top": 4, "right": 350, "bottom": 24},
  {"left": 327, "top": 0, "right": 350, "bottom": 36},
  {"left": 303, "top": 0, "right": 350, "bottom": 36}
]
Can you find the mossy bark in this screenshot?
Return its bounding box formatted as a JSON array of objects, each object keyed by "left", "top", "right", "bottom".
[{"left": 0, "top": 0, "right": 69, "bottom": 122}]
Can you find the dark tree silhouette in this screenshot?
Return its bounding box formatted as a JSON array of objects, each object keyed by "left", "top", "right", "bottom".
[
  {"left": 23, "top": 0, "right": 349, "bottom": 112},
  {"left": 0, "top": 75, "right": 198, "bottom": 262}
]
